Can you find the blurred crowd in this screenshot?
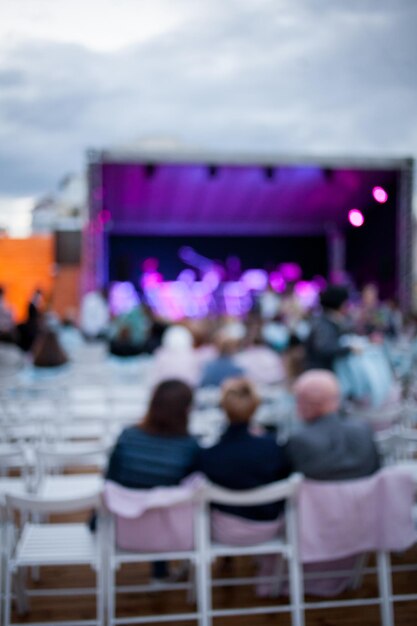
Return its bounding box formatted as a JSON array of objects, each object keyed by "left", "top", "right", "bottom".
[{"left": 0, "top": 281, "right": 413, "bottom": 390}]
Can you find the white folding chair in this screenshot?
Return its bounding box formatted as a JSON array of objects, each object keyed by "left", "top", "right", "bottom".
[
  {"left": 376, "top": 425, "right": 417, "bottom": 464},
  {"left": 0, "top": 444, "right": 36, "bottom": 486},
  {"left": 200, "top": 475, "right": 304, "bottom": 626},
  {"left": 66, "top": 386, "right": 109, "bottom": 421},
  {"left": 3, "top": 490, "right": 104, "bottom": 626},
  {"left": 35, "top": 442, "right": 111, "bottom": 477},
  {"left": 296, "top": 466, "right": 417, "bottom": 626},
  {"left": 104, "top": 479, "right": 205, "bottom": 626}
]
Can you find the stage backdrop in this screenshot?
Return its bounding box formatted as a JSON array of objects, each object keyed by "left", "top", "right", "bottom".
[{"left": 85, "top": 152, "right": 413, "bottom": 308}]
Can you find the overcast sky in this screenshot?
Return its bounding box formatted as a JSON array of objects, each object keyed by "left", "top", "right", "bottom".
[{"left": 0, "top": 0, "right": 416, "bottom": 235}]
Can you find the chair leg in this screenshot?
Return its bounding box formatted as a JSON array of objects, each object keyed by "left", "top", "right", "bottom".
[
  {"left": 15, "top": 568, "right": 29, "bottom": 615},
  {"left": 187, "top": 561, "right": 196, "bottom": 604},
  {"left": 4, "top": 567, "right": 12, "bottom": 626},
  {"left": 350, "top": 553, "right": 368, "bottom": 590},
  {"left": 271, "top": 554, "right": 286, "bottom": 597},
  {"left": 195, "top": 554, "right": 211, "bottom": 626},
  {"left": 377, "top": 551, "right": 394, "bottom": 626},
  {"left": 107, "top": 561, "right": 115, "bottom": 626},
  {"left": 288, "top": 556, "right": 305, "bottom": 626}
]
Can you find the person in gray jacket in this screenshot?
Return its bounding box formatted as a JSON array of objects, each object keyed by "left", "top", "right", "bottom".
[{"left": 286, "top": 370, "right": 380, "bottom": 480}]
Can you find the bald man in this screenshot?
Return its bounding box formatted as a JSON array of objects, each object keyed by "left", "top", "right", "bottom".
[{"left": 286, "top": 370, "right": 380, "bottom": 480}]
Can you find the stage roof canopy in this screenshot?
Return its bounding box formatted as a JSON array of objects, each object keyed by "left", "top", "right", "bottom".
[{"left": 93, "top": 151, "right": 409, "bottom": 236}]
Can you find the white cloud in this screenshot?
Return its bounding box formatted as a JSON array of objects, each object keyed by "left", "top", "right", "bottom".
[
  {"left": 0, "top": 196, "right": 35, "bottom": 236},
  {"left": 0, "top": 0, "right": 415, "bottom": 235},
  {"left": 0, "top": 0, "right": 200, "bottom": 53}
]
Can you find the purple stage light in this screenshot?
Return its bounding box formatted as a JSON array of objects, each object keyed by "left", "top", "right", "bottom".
[
  {"left": 223, "top": 282, "right": 252, "bottom": 316},
  {"left": 109, "top": 282, "right": 140, "bottom": 315},
  {"left": 279, "top": 263, "right": 302, "bottom": 282},
  {"left": 269, "top": 272, "right": 286, "bottom": 293},
  {"left": 178, "top": 269, "right": 197, "bottom": 284},
  {"left": 294, "top": 281, "right": 320, "bottom": 308},
  {"left": 372, "top": 186, "right": 388, "bottom": 203},
  {"left": 140, "top": 271, "right": 163, "bottom": 289},
  {"left": 202, "top": 269, "right": 221, "bottom": 293},
  {"left": 241, "top": 269, "right": 268, "bottom": 291},
  {"left": 348, "top": 209, "right": 365, "bottom": 227}
]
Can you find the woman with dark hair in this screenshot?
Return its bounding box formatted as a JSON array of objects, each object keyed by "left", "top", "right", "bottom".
[
  {"left": 105, "top": 380, "right": 199, "bottom": 580},
  {"left": 106, "top": 379, "right": 199, "bottom": 489}
]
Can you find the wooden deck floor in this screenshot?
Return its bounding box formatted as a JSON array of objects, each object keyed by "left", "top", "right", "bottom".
[{"left": 10, "top": 546, "right": 417, "bottom": 625}]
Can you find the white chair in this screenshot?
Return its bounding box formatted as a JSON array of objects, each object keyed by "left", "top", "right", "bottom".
[
  {"left": 375, "top": 425, "right": 417, "bottom": 464},
  {"left": 35, "top": 442, "right": 111, "bottom": 477},
  {"left": 296, "top": 466, "right": 416, "bottom": 626},
  {"left": 104, "top": 479, "right": 205, "bottom": 626},
  {"left": 200, "top": 475, "right": 304, "bottom": 626},
  {"left": 3, "top": 490, "right": 104, "bottom": 626},
  {"left": 0, "top": 444, "right": 35, "bottom": 485}
]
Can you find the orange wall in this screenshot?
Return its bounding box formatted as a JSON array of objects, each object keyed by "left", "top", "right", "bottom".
[
  {"left": 0, "top": 236, "right": 54, "bottom": 322},
  {"left": 50, "top": 265, "right": 81, "bottom": 319}
]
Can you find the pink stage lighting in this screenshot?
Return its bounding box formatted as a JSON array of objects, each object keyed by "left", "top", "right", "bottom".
[
  {"left": 372, "top": 186, "right": 388, "bottom": 203},
  {"left": 279, "top": 263, "right": 302, "bottom": 283},
  {"left": 142, "top": 257, "right": 159, "bottom": 272},
  {"left": 348, "top": 209, "right": 365, "bottom": 227},
  {"left": 99, "top": 209, "right": 111, "bottom": 223}
]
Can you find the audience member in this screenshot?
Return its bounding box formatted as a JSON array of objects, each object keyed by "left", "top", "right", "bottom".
[
  {"left": 305, "top": 286, "right": 353, "bottom": 371},
  {"left": 106, "top": 379, "right": 199, "bottom": 488},
  {"left": 198, "top": 378, "right": 291, "bottom": 520},
  {"left": 199, "top": 326, "right": 245, "bottom": 387},
  {"left": 149, "top": 325, "right": 202, "bottom": 387},
  {"left": 0, "top": 285, "right": 15, "bottom": 342},
  {"left": 142, "top": 319, "right": 168, "bottom": 354},
  {"left": 235, "top": 325, "right": 286, "bottom": 385},
  {"left": 18, "top": 288, "right": 45, "bottom": 351},
  {"left": 109, "top": 325, "right": 143, "bottom": 358},
  {"left": 109, "top": 304, "right": 149, "bottom": 351},
  {"left": 79, "top": 289, "right": 109, "bottom": 340},
  {"left": 104, "top": 379, "right": 199, "bottom": 580},
  {"left": 58, "top": 309, "right": 85, "bottom": 356},
  {"left": 32, "top": 328, "right": 68, "bottom": 368},
  {"left": 286, "top": 370, "right": 380, "bottom": 480}
]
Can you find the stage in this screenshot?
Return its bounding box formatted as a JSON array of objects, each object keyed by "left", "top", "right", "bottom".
[{"left": 83, "top": 150, "right": 413, "bottom": 316}]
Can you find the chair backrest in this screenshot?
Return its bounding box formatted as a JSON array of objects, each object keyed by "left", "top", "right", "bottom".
[
  {"left": 204, "top": 474, "right": 302, "bottom": 550},
  {"left": 104, "top": 477, "right": 204, "bottom": 552},
  {"left": 297, "top": 465, "right": 415, "bottom": 564},
  {"left": 205, "top": 474, "right": 302, "bottom": 507},
  {"left": 375, "top": 426, "right": 417, "bottom": 463},
  {"left": 0, "top": 443, "right": 35, "bottom": 480},
  {"left": 36, "top": 442, "right": 111, "bottom": 475},
  {"left": 5, "top": 490, "right": 100, "bottom": 515}
]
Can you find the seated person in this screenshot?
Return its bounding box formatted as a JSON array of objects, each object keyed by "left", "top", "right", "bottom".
[
  {"left": 106, "top": 379, "right": 199, "bottom": 488},
  {"left": 105, "top": 379, "right": 200, "bottom": 579},
  {"left": 149, "top": 325, "right": 202, "bottom": 388},
  {"left": 199, "top": 327, "right": 245, "bottom": 387},
  {"left": 109, "top": 325, "right": 142, "bottom": 357},
  {"left": 286, "top": 370, "right": 380, "bottom": 480},
  {"left": 235, "top": 325, "right": 286, "bottom": 385},
  {"left": 32, "top": 328, "right": 68, "bottom": 368},
  {"left": 198, "top": 378, "right": 291, "bottom": 521},
  {"left": 0, "top": 285, "right": 16, "bottom": 343}
]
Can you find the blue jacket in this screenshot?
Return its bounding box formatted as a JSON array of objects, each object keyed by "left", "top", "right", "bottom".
[
  {"left": 198, "top": 423, "right": 291, "bottom": 521},
  {"left": 106, "top": 426, "right": 200, "bottom": 488}
]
